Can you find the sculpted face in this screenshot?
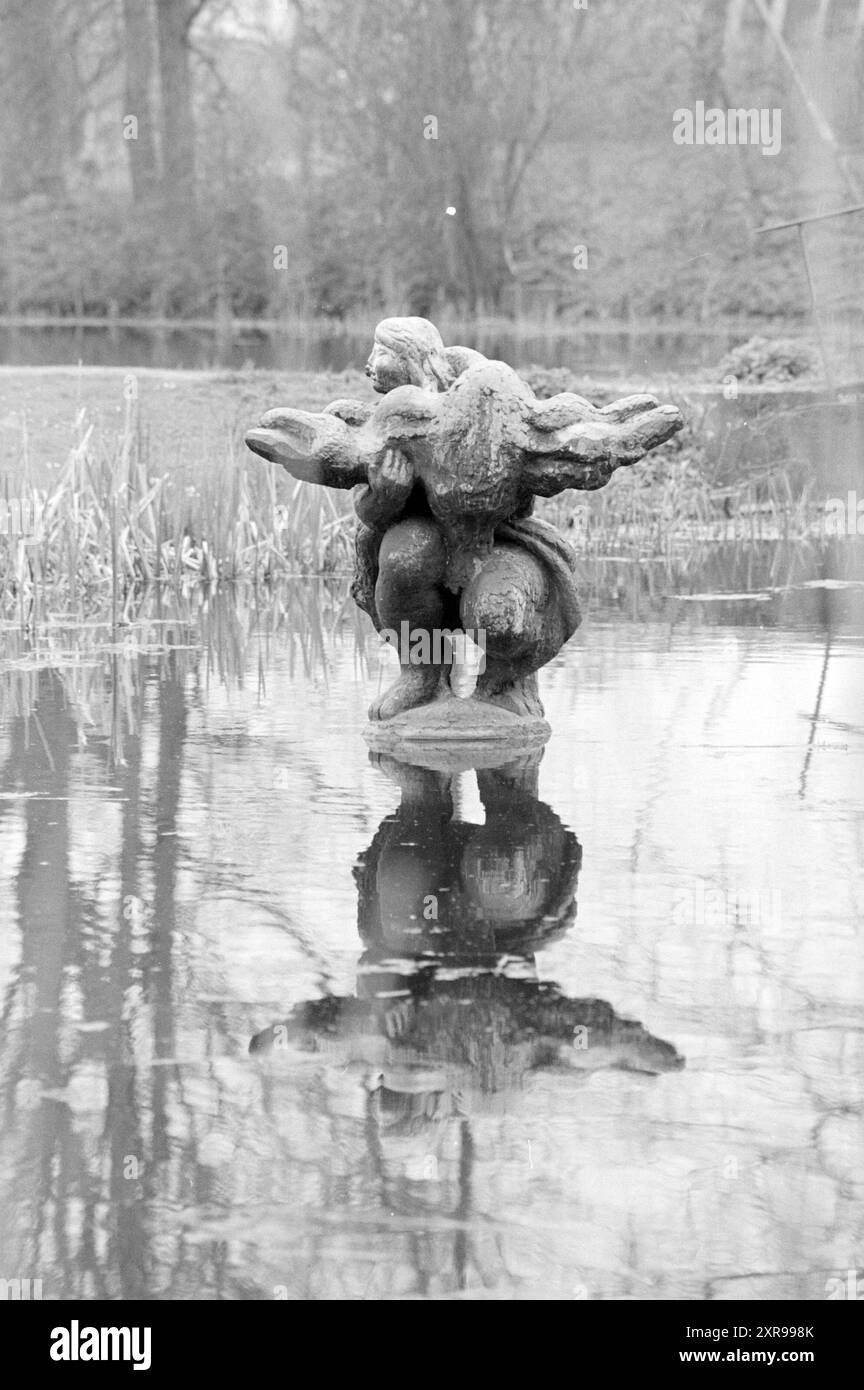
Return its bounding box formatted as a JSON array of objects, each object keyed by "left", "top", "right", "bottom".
[{"left": 365, "top": 339, "right": 414, "bottom": 393}]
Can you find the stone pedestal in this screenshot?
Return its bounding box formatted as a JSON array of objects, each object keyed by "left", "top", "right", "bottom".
[{"left": 363, "top": 692, "right": 550, "bottom": 770}]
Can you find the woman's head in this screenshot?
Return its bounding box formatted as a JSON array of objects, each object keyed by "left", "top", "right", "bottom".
[{"left": 365, "top": 317, "right": 455, "bottom": 394}]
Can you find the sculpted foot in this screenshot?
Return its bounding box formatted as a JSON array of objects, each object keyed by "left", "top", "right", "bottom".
[
  {"left": 475, "top": 671, "right": 545, "bottom": 719},
  {"left": 369, "top": 665, "right": 444, "bottom": 721}
]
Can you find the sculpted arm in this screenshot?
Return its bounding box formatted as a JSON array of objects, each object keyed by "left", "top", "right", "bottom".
[{"left": 354, "top": 449, "right": 415, "bottom": 528}]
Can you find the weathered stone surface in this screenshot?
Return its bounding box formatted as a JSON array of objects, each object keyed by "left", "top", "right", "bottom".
[
  {"left": 246, "top": 317, "right": 682, "bottom": 737},
  {"left": 363, "top": 690, "right": 550, "bottom": 765}
]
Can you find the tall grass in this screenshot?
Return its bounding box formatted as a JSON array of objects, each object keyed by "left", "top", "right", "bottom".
[
  {"left": 542, "top": 453, "right": 827, "bottom": 560},
  {"left": 0, "top": 579, "right": 377, "bottom": 743},
  {"left": 0, "top": 389, "right": 840, "bottom": 611},
  {"left": 1, "top": 396, "right": 356, "bottom": 606}
]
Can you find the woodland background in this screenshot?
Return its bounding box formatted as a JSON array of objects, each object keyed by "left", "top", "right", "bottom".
[{"left": 0, "top": 0, "right": 862, "bottom": 325}]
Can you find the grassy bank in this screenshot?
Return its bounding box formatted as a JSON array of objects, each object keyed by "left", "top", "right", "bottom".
[{"left": 0, "top": 365, "right": 849, "bottom": 604}]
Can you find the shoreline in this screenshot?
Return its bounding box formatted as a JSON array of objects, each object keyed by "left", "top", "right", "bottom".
[
  {"left": 1, "top": 367, "right": 860, "bottom": 518},
  {"left": 0, "top": 360, "right": 849, "bottom": 396},
  {"left": 0, "top": 314, "right": 820, "bottom": 337}
]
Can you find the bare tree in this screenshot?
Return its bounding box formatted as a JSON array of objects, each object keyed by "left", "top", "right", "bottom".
[
  {"left": 155, "top": 0, "right": 207, "bottom": 208},
  {"left": 288, "top": 0, "right": 605, "bottom": 312},
  {"left": 122, "top": 0, "right": 159, "bottom": 200},
  {"left": 0, "top": 0, "right": 71, "bottom": 200}
]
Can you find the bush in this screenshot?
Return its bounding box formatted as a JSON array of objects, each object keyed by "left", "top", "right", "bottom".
[
  {"left": 717, "top": 335, "right": 822, "bottom": 384},
  {"left": 517, "top": 365, "right": 585, "bottom": 399}
]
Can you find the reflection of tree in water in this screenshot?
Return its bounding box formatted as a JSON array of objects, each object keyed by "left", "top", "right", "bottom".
[
  {"left": 251, "top": 752, "right": 683, "bottom": 1295},
  {"left": 0, "top": 670, "right": 77, "bottom": 1282},
  {"left": 0, "top": 639, "right": 234, "bottom": 1297},
  {"left": 0, "top": 588, "right": 363, "bottom": 1298},
  {"left": 0, "top": 606, "right": 373, "bottom": 1301}
]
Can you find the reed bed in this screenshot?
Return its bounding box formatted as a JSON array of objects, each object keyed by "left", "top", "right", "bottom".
[
  {"left": 542, "top": 453, "right": 828, "bottom": 560},
  {"left": 0, "top": 387, "right": 841, "bottom": 614},
  {"left": 2, "top": 535, "right": 857, "bottom": 756},
  {"left": 0, "top": 396, "right": 356, "bottom": 609},
  {"left": 0, "top": 579, "right": 375, "bottom": 744}
]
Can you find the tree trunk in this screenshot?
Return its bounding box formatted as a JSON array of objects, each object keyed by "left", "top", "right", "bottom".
[
  {"left": 0, "top": 0, "right": 67, "bottom": 200},
  {"left": 155, "top": 0, "right": 197, "bottom": 210},
  {"left": 122, "top": 0, "right": 159, "bottom": 201}
]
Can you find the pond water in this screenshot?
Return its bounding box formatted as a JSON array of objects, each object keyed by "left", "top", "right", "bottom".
[
  {"left": 0, "top": 322, "right": 746, "bottom": 376},
  {"left": 0, "top": 547, "right": 862, "bottom": 1301}
]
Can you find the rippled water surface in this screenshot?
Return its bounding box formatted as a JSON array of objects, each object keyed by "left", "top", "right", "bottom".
[{"left": 1, "top": 552, "right": 862, "bottom": 1300}]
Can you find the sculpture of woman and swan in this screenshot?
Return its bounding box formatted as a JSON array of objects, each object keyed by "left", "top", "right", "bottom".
[{"left": 246, "top": 318, "right": 682, "bottom": 753}]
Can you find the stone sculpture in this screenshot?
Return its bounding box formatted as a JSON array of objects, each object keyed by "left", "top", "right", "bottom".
[{"left": 246, "top": 318, "right": 682, "bottom": 748}]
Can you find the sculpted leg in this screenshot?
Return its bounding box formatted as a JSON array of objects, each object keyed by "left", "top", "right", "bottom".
[
  {"left": 370, "top": 518, "right": 449, "bottom": 721},
  {"left": 460, "top": 544, "right": 581, "bottom": 716}
]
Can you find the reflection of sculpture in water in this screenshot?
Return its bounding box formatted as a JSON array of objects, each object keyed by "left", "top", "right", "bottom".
[
  {"left": 246, "top": 318, "right": 682, "bottom": 736},
  {"left": 250, "top": 753, "right": 684, "bottom": 1133}
]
